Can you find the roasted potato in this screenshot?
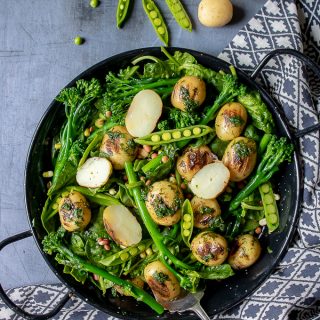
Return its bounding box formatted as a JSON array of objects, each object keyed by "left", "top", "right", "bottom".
[
  {"left": 171, "top": 76, "right": 206, "bottom": 111},
  {"left": 191, "top": 196, "right": 221, "bottom": 229},
  {"left": 222, "top": 137, "right": 257, "bottom": 181},
  {"left": 228, "top": 234, "right": 262, "bottom": 270},
  {"left": 59, "top": 191, "right": 91, "bottom": 232},
  {"left": 215, "top": 102, "right": 247, "bottom": 141},
  {"left": 144, "top": 260, "right": 181, "bottom": 301},
  {"left": 191, "top": 231, "right": 228, "bottom": 266},
  {"left": 100, "top": 126, "right": 138, "bottom": 170},
  {"left": 176, "top": 146, "right": 217, "bottom": 182},
  {"left": 146, "top": 181, "right": 184, "bottom": 226}
]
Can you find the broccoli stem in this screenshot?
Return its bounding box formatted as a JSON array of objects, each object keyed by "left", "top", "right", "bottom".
[
  {"left": 125, "top": 162, "right": 195, "bottom": 271},
  {"left": 53, "top": 243, "right": 164, "bottom": 314}
]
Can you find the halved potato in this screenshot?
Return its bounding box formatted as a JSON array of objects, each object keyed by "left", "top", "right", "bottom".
[
  {"left": 125, "top": 89, "right": 163, "bottom": 137},
  {"left": 103, "top": 205, "right": 142, "bottom": 247},
  {"left": 76, "top": 157, "right": 112, "bottom": 188},
  {"left": 189, "top": 162, "right": 230, "bottom": 199}
]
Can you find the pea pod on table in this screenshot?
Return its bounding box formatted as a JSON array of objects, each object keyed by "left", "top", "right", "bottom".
[
  {"left": 181, "top": 199, "right": 194, "bottom": 247},
  {"left": 116, "top": 0, "right": 132, "bottom": 28},
  {"left": 142, "top": 0, "right": 169, "bottom": 46},
  {"left": 259, "top": 182, "right": 279, "bottom": 233},
  {"left": 165, "top": 0, "right": 192, "bottom": 32},
  {"left": 134, "top": 125, "right": 213, "bottom": 146}
]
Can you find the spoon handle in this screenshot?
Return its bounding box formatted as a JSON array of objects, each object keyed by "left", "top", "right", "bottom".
[{"left": 190, "top": 303, "right": 211, "bottom": 320}]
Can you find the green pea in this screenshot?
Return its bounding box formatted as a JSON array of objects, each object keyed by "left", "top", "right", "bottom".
[
  {"left": 138, "top": 244, "right": 146, "bottom": 251},
  {"left": 172, "top": 131, "right": 181, "bottom": 139},
  {"left": 151, "top": 134, "right": 160, "bottom": 142},
  {"left": 129, "top": 247, "right": 138, "bottom": 255},
  {"left": 162, "top": 132, "right": 171, "bottom": 141},
  {"left": 90, "top": 0, "right": 100, "bottom": 8},
  {"left": 142, "top": 0, "right": 169, "bottom": 46},
  {"left": 74, "top": 36, "right": 84, "bottom": 45},
  {"left": 164, "top": 0, "right": 192, "bottom": 32},
  {"left": 192, "top": 127, "right": 201, "bottom": 135},
  {"left": 261, "top": 184, "right": 270, "bottom": 193},
  {"left": 183, "top": 129, "right": 191, "bottom": 137},
  {"left": 120, "top": 252, "right": 129, "bottom": 261},
  {"left": 183, "top": 221, "right": 191, "bottom": 229},
  {"left": 154, "top": 18, "right": 162, "bottom": 27},
  {"left": 266, "top": 204, "right": 276, "bottom": 214},
  {"left": 183, "top": 230, "right": 190, "bottom": 237},
  {"left": 183, "top": 214, "right": 191, "bottom": 222},
  {"left": 150, "top": 10, "right": 157, "bottom": 19},
  {"left": 268, "top": 213, "right": 278, "bottom": 224},
  {"left": 264, "top": 194, "right": 273, "bottom": 205}
]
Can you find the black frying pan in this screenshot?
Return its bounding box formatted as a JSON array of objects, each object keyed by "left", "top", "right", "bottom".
[{"left": 1, "top": 48, "right": 319, "bottom": 320}]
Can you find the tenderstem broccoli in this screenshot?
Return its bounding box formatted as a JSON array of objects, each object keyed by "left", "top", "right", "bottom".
[
  {"left": 229, "top": 135, "right": 294, "bottom": 211},
  {"left": 43, "top": 229, "right": 164, "bottom": 314}
]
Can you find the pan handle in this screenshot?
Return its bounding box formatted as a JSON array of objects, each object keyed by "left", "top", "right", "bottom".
[
  {"left": 0, "top": 231, "right": 71, "bottom": 320},
  {"left": 250, "top": 48, "right": 320, "bottom": 138}
]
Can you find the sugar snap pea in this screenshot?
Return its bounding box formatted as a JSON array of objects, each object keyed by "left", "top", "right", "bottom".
[
  {"left": 134, "top": 125, "right": 213, "bottom": 146},
  {"left": 259, "top": 182, "right": 279, "bottom": 233},
  {"left": 165, "top": 0, "right": 192, "bottom": 32},
  {"left": 142, "top": 0, "right": 169, "bottom": 46},
  {"left": 116, "top": 0, "right": 132, "bottom": 28},
  {"left": 181, "top": 199, "right": 194, "bottom": 248},
  {"left": 97, "top": 239, "right": 153, "bottom": 266}
]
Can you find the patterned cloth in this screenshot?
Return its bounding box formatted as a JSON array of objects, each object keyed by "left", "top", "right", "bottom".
[{"left": 1, "top": 0, "right": 319, "bottom": 319}]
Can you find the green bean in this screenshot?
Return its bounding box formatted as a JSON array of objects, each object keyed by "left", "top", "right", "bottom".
[
  {"left": 181, "top": 199, "right": 194, "bottom": 248},
  {"left": 116, "top": 0, "right": 132, "bottom": 28},
  {"left": 97, "top": 239, "right": 153, "bottom": 266},
  {"left": 165, "top": 0, "right": 192, "bottom": 32},
  {"left": 258, "top": 133, "right": 272, "bottom": 155},
  {"left": 134, "top": 125, "right": 213, "bottom": 146},
  {"left": 259, "top": 182, "right": 279, "bottom": 233},
  {"left": 142, "top": 0, "right": 169, "bottom": 46},
  {"left": 78, "top": 134, "right": 103, "bottom": 168}
]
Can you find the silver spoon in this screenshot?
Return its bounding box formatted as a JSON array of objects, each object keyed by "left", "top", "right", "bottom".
[{"left": 156, "top": 289, "right": 210, "bottom": 320}]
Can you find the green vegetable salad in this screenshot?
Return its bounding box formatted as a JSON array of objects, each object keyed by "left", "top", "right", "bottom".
[{"left": 41, "top": 48, "right": 294, "bottom": 314}]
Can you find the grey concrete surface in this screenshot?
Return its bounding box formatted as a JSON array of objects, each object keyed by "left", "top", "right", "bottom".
[{"left": 0, "top": 0, "right": 266, "bottom": 289}]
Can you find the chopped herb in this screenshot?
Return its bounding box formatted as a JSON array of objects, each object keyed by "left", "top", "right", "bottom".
[
  {"left": 233, "top": 141, "right": 255, "bottom": 160},
  {"left": 152, "top": 271, "right": 169, "bottom": 284},
  {"left": 107, "top": 131, "right": 123, "bottom": 140},
  {"left": 199, "top": 206, "right": 214, "bottom": 215},
  {"left": 267, "top": 246, "right": 273, "bottom": 254},
  {"left": 228, "top": 115, "right": 244, "bottom": 126},
  {"left": 180, "top": 86, "right": 199, "bottom": 112},
  {"left": 61, "top": 201, "right": 72, "bottom": 210}
]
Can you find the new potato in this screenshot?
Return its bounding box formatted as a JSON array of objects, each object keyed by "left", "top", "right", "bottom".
[{"left": 198, "top": 0, "right": 233, "bottom": 27}]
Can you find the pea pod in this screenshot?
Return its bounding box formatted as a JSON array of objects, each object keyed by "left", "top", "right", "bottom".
[
  {"left": 97, "top": 239, "right": 153, "bottom": 266},
  {"left": 165, "top": 0, "right": 192, "bottom": 32},
  {"left": 181, "top": 199, "right": 194, "bottom": 248},
  {"left": 142, "top": 0, "right": 169, "bottom": 46},
  {"left": 134, "top": 125, "right": 213, "bottom": 146},
  {"left": 259, "top": 182, "right": 279, "bottom": 233},
  {"left": 116, "top": 0, "right": 132, "bottom": 28}
]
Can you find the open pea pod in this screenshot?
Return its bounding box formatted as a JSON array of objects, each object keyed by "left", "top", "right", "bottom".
[
  {"left": 97, "top": 239, "right": 153, "bottom": 267},
  {"left": 134, "top": 125, "right": 213, "bottom": 146},
  {"left": 259, "top": 182, "right": 279, "bottom": 233},
  {"left": 181, "top": 199, "right": 194, "bottom": 248}
]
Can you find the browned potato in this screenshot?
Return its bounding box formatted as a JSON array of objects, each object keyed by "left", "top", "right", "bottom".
[
  {"left": 100, "top": 126, "right": 137, "bottom": 170},
  {"left": 191, "top": 196, "right": 221, "bottom": 229},
  {"left": 146, "top": 181, "right": 184, "bottom": 226},
  {"left": 171, "top": 76, "right": 206, "bottom": 111},
  {"left": 215, "top": 102, "right": 247, "bottom": 141},
  {"left": 58, "top": 191, "right": 91, "bottom": 232},
  {"left": 191, "top": 231, "right": 228, "bottom": 266},
  {"left": 144, "top": 261, "right": 181, "bottom": 301},
  {"left": 228, "top": 234, "right": 262, "bottom": 270},
  {"left": 222, "top": 137, "right": 257, "bottom": 182},
  {"left": 176, "top": 146, "right": 217, "bottom": 181}
]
